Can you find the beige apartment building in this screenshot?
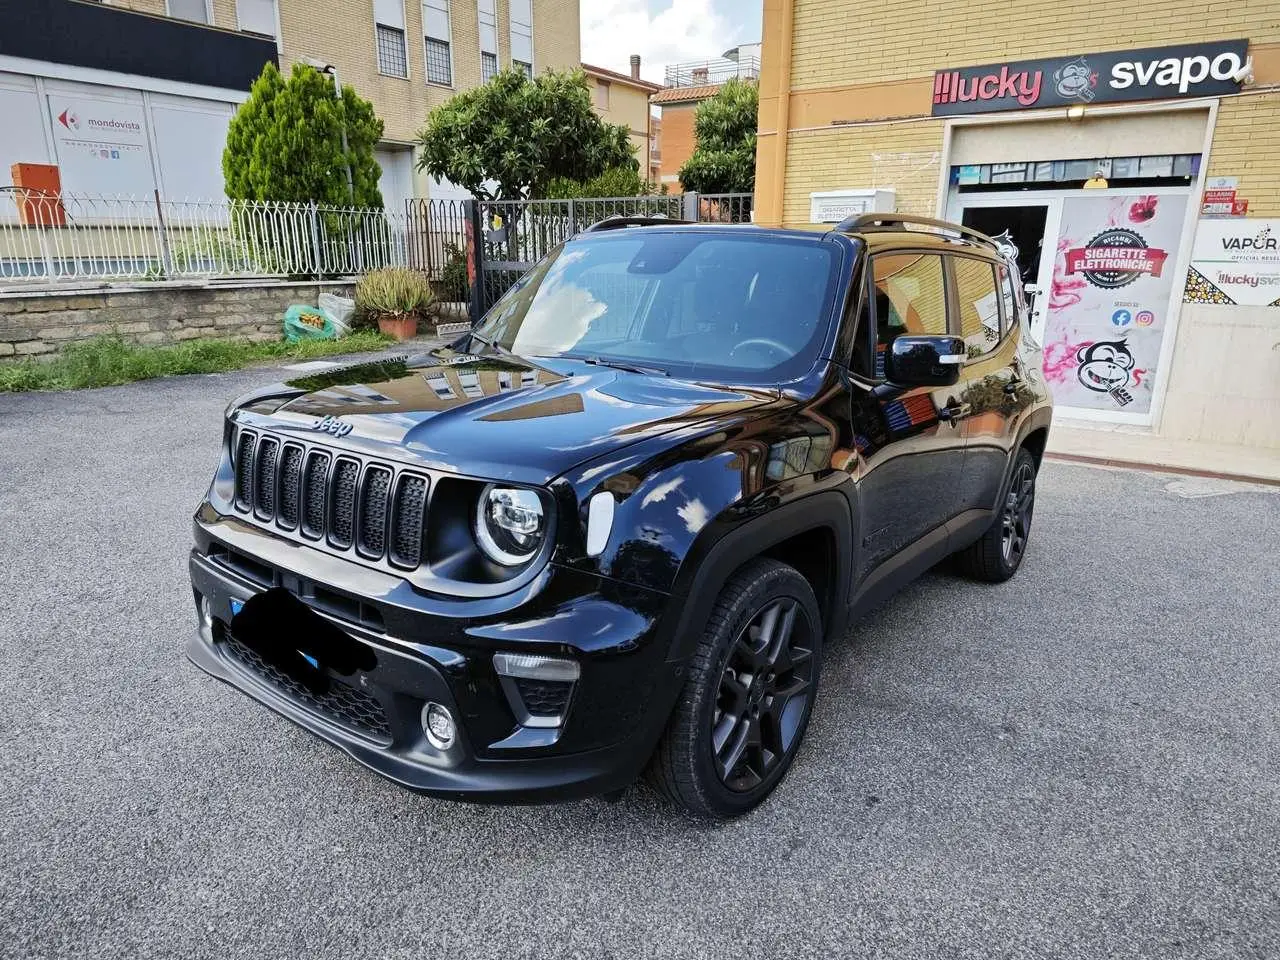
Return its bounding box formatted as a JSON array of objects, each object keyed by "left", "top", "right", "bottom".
[
  {"left": 583, "top": 57, "right": 661, "bottom": 183},
  {"left": 100, "top": 0, "right": 582, "bottom": 206}
]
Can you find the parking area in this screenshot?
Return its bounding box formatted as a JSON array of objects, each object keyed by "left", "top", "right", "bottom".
[{"left": 2, "top": 365, "right": 1278, "bottom": 960}]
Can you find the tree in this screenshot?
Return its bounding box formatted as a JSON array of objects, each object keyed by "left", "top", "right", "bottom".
[
  {"left": 223, "top": 62, "right": 385, "bottom": 207},
  {"left": 415, "top": 67, "right": 636, "bottom": 202},
  {"left": 678, "top": 78, "right": 759, "bottom": 194}
]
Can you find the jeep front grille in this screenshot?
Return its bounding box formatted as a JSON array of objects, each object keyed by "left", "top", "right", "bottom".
[{"left": 231, "top": 428, "right": 429, "bottom": 569}]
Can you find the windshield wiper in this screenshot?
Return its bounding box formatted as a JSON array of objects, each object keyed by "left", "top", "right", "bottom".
[{"left": 574, "top": 355, "right": 668, "bottom": 377}]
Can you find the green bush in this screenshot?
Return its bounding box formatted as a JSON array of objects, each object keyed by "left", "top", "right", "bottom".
[
  {"left": 355, "top": 267, "right": 436, "bottom": 318},
  {"left": 0, "top": 331, "right": 390, "bottom": 393},
  {"left": 436, "top": 243, "right": 470, "bottom": 302}
]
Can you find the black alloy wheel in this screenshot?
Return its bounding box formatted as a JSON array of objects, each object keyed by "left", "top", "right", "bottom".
[
  {"left": 648, "top": 558, "right": 823, "bottom": 819},
  {"left": 713, "top": 598, "right": 816, "bottom": 792},
  {"left": 1000, "top": 458, "right": 1036, "bottom": 566},
  {"left": 954, "top": 446, "right": 1039, "bottom": 583}
]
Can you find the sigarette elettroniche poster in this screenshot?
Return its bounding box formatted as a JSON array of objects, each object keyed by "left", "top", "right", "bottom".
[{"left": 1042, "top": 193, "right": 1189, "bottom": 415}]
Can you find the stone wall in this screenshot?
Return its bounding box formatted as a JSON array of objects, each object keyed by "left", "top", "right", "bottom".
[{"left": 0, "top": 281, "right": 353, "bottom": 358}]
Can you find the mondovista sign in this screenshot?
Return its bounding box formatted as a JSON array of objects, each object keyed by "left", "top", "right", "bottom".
[{"left": 932, "top": 40, "right": 1248, "bottom": 116}]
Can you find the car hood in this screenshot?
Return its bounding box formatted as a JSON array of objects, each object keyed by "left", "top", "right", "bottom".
[{"left": 233, "top": 349, "right": 787, "bottom": 486}]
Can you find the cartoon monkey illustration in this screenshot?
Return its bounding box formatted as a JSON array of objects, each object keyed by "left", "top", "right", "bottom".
[{"left": 1075, "top": 339, "right": 1136, "bottom": 393}]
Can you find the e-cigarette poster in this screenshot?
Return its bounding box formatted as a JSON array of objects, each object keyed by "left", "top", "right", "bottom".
[{"left": 1041, "top": 193, "right": 1189, "bottom": 415}]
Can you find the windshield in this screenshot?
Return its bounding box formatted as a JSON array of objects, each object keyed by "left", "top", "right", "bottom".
[{"left": 471, "top": 231, "right": 841, "bottom": 383}]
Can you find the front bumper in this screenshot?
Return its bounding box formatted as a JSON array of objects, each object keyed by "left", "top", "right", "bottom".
[{"left": 188, "top": 513, "right": 682, "bottom": 803}]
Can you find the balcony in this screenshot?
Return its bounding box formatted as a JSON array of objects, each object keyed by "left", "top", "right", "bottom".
[
  {"left": 1, "top": 0, "right": 278, "bottom": 92},
  {"left": 663, "top": 56, "right": 760, "bottom": 89}
]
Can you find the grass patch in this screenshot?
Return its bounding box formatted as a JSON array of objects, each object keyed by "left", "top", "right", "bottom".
[{"left": 0, "top": 331, "right": 394, "bottom": 393}]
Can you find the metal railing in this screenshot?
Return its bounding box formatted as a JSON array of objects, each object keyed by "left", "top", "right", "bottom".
[
  {"left": 697, "top": 193, "right": 754, "bottom": 224},
  {"left": 0, "top": 191, "right": 415, "bottom": 285},
  {"left": 663, "top": 56, "right": 759, "bottom": 88},
  {"left": 1, "top": 190, "right": 755, "bottom": 295},
  {"left": 472, "top": 195, "right": 686, "bottom": 313}
]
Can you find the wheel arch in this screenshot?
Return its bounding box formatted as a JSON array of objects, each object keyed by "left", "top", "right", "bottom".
[{"left": 663, "top": 490, "right": 854, "bottom": 663}]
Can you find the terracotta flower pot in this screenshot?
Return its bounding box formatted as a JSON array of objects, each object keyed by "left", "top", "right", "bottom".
[{"left": 376, "top": 312, "right": 419, "bottom": 341}]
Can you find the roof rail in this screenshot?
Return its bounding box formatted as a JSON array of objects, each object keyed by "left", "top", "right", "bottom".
[
  {"left": 582, "top": 215, "right": 693, "bottom": 232},
  {"left": 834, "top": 213, "right": 999, "bottom": 248}
]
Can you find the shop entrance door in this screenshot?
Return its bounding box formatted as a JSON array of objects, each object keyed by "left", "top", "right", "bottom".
[
  {"left": 949, "top": 187, "right": 1195, "bottom": 424},
  {"left": 949, "top": 196, "right": 1063, "bottom": 345}
]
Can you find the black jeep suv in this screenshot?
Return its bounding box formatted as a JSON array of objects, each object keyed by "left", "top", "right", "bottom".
[{"left": 188, "top": 214, "right": 1052, "bottom": 819}]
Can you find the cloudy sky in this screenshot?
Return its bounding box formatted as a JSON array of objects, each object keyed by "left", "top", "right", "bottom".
[{"left": 581, "top": 0, "right": 763, "bottom": 84}]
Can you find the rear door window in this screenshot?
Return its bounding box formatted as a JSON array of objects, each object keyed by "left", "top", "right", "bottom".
[{"left": 951, "top": 256, "right": 1002, "bottom": 359}]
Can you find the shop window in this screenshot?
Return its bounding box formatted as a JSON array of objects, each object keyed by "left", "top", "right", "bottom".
[
  {"left": 952, "top": 257, "right": 1002, "bottom": 358},
  {"left": 870, "top": 253, "right": 947, "bottom": 379}
]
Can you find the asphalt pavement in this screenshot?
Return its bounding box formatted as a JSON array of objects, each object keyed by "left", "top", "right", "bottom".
[{"left": 1, "top": 364, "right": 1278, "bottom": 960}]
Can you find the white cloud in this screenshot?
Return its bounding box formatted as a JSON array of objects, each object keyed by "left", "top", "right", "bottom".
[{"left": 580, "top": 0, "right": 759, "bottom": 85}]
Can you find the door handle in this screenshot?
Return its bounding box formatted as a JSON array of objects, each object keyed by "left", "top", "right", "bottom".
[{"left": 938, "top": 401, "right": 971, "bottom": 422}]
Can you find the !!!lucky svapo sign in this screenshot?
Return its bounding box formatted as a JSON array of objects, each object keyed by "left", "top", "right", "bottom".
[{"left": 931, "top": 39, "right": 1249, "bottom": 116}]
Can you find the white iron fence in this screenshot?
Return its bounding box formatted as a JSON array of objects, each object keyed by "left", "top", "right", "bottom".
[
  {"left": 1, "top": 190, "right": 755, "bottom": 291},
  {"left": 0, "top": 190, "right": 414, "bottom": 284}
]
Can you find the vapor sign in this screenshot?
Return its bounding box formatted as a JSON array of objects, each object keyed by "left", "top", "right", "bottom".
[
  {"left": 1186, "top": 219, "right": 1280, "bottom": 307},
  {"left": 931, "top": 39, "right": 1248, "bottom": 116}
]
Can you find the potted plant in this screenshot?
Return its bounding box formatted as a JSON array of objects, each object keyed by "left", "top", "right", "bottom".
[{"left": 355, "top": 267, "right": 435, "bottom": 341}]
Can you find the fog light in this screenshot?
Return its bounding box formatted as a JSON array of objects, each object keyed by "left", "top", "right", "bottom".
[
  {"left": 421, "top": 701, "right": 456, "bottom": 750},
  {"left": 197, "top": 593, "right": 213, "bottom": 641}
]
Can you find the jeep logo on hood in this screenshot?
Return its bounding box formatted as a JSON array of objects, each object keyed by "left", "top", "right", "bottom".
[{"left": 311, "top": 415, "right": 352, "bottom": 438}]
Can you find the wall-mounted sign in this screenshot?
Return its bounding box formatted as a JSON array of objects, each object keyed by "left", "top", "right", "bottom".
[
  {"left": 1185, "top": 219, "right": 1280, "bottom": 307},
  {"left": 809, "top": 188, "right": 895, "bottom": 224},
  {"left": 931, "top": 40, "right": 1248, "bottom": 116},
  {"left": 48, "top": 94, "right": 155, "bottom": 198},
  {"left": 1200, "top": 177, "right": 1248, "bottom": 217}
]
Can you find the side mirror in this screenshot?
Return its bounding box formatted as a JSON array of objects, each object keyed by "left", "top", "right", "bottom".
[{"left": 887, "top": 334, "right": 966, "bottom": 387}]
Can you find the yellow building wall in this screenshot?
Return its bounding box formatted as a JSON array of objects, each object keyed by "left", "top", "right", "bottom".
[
  {"left": 789, "top": 0, "right": 1272, "bottom": 90},
  {"left": 758, "top": 0, "right": 1280, "bottom": 225},
  {"left": 1205, "top": 95, "right": 1280, "bottom": 217},
  {"left": 782, "top": 122, "right": 944, "bottom": 227}
]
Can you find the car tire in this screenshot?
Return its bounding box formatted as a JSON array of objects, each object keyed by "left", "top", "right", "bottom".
[
  {"left": 647, "top": 558, "right": 823, "bottom": 820},
  {"left": 953, "top": 447, "right": 1038, "bottom": 583}
]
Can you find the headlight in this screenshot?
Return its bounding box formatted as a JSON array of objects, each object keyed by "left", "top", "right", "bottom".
[{"left": 474, "top": 484, "right": 546, "bottom": 566}]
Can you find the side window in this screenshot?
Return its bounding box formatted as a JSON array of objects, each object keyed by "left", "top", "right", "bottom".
[
  {"left": 847, "top": 286, "right": 873, "bottom": 379},
  {"left": 870, "top": 253, "right": 947, "bottom": 379},
  {"left": 952, "top": 256, "right": 1002, "bottom": 358},
  {"left": 997, "top": 263, "right": 1018, "bottom": 336}
]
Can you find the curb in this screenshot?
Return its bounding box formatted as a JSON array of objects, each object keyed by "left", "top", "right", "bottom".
[{"left": 1045, "top": 451, "right": 1280, "bottom": 488}]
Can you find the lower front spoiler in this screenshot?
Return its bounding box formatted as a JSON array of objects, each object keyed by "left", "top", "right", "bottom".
[{"left": 188, "top": 630, "right": 648, "bottom": 803}]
